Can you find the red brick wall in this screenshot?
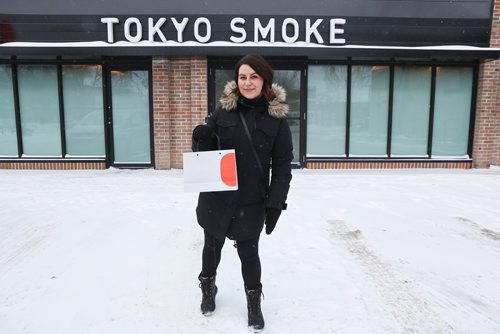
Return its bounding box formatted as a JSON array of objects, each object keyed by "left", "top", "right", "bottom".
[
  {"left": 307, "top": 161, "right": 472, "bottom": 169},
  {"left": 494, "top": 0, "right": 500, "bottom": 166},
  {"left": 152, "top": 57, "right": 172, "bottom": 169},
  {"left": 0, "top": 162, "right": 105, "bottom": 170},
  {"left": 152, "top": 56, "right": 207, "bottom": 169},
  {"left": 473, "top": 0, "right": 500, "bottom": 167}
]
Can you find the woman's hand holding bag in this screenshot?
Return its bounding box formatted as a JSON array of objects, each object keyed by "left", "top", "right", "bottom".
[{"left": 192, "top": 125, "right": 215, "bottom": 152}]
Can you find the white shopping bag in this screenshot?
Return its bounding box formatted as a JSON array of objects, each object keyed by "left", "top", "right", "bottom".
[{"left": 183, "top": 149, "right": 238, "bottom": 192}]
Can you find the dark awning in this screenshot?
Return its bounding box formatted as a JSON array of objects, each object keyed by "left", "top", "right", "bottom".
[{"left": 1, "top": 0, "right": 497, "bottom": 60}]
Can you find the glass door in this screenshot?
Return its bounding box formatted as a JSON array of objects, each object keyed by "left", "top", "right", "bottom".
[
  {"left": 106, "top": 64, "right": 153, "bottom": 167},
  {"left": 210, "top": 61, "right": 305, "bottom": 166},
  {"left": 273, "top": 70, "right": 302, "bottom": 165}
]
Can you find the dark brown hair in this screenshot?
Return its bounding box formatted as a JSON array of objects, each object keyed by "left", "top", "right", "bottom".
[{"left": 234, "top": 54, "right": 274, "bottom": 100}]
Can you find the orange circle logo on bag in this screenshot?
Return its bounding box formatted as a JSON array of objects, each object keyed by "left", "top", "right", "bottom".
[{"left": 220, "top": 152, "right": 237, "bottom": 187}]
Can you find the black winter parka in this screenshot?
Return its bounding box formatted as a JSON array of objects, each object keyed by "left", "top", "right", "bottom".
[{"left": 193, "top": 81, "right": 293, "bottom": 241}]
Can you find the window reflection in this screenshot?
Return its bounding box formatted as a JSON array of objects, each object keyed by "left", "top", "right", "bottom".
[
  {"left": 432, "top": 67, "right": 472, "bottom": 157},
  {"left": 63, "top": 65, "right": 105, "bottom": 156},
  {"left": 307, "top": 65, "right": 347, "bottom": 156},
  {"left": 392, "top": 66, "right": 431, "bottom": 156},
  {"left": 18, "top": 65, "right": 61, "bottom": 156},
  {"left": 350, "top": 65, "right": 389, "bottom": 156},
  {"left": 0, "top": 64, "right": 17, "bottom": 156}
]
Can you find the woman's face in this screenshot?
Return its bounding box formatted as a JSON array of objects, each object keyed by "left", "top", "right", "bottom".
[{"left": 238, "top": 64, "right": 264, "bottom": 100}]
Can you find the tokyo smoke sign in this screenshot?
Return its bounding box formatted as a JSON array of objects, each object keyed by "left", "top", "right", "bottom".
[{"left": 100, "top": 16, "right": 347, "bottom": 45}]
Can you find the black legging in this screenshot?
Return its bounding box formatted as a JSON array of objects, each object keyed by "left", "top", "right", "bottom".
[{"left": 201, "top": 230, "right": 261, "bottom": 289}]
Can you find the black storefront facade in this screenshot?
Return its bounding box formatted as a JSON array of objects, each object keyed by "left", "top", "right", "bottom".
[{"left": 1, "top": 0, "right": 499, "bottom": 170}]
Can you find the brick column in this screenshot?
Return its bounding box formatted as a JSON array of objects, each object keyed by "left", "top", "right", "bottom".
[
  {"left": 152, "top": 57, "right": 172, "bottom": 169},
  {"left": 473, "top": 0, "right": 500, "bottom": 167},
  {"left": 495, "top": 1, "right": 500, "bottom": 166},
  {"left": 152, "top": 56, "right": 207, "bottom": 169},
  {"left": 190, "top": 57, "right": 209, "bottom": 133}
]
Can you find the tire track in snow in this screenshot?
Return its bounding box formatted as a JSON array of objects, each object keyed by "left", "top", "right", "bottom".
[
  {"left": 455, "top": 216, "right": 500, "bottom": 242},
  {"left": 0, "top": 225, "right": 52, "bottom": 278},
  {"left": 328, "top": 219, "right": 454, "bottom": 334},
  {"left": 419, "top": 283, "right": 500, "bottom": 331}
]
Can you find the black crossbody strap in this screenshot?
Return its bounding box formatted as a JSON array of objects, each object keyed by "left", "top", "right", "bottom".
[{"left": 239, "top": 111, "right": 270, "bottom": 194}]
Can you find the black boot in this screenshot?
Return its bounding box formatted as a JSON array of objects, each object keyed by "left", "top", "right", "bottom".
[
  {"left": 198, "top": 273, "right": 217, "bottom": 316},
  {"left": 245, "top": 284, "right": 265, "bottom": 332}
]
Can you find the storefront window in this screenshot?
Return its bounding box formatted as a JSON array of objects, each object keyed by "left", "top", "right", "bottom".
[
  {"left": 350, "top": 65, "right": 389, "bottom": 156},
  {"left": 0, "top": 65, "right": 17, "bottom": 156},
  {"left": 18, "top": 65, "right": 62, "bottom": 156},
  {"left": 213, "top": 62, "right": 475, "bottom": 163},
  {"left": 432, "top": 67, "right": 473, "bottom": 157},
  {"left": 62, "top": 65, "right": 105, "bottom": 156},
  {"left": 391, "top": 66, "right": 431, "bottom": 156},
  {"left": 307, "top": 65, "right": 347, "bottom": 156},
  {"left": 273, "top": 70, "right": 301, "bottom": 163}
]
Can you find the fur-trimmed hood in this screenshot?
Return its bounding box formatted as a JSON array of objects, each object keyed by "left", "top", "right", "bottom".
[{"left": 219, "top": 81, "right": 289, "bottom": 118}]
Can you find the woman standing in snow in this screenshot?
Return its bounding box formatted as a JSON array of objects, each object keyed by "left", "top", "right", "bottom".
[{"left": 191, "top": 54, "right": 293, "bottom": 331}]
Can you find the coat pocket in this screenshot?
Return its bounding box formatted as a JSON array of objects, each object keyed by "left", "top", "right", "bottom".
[
  {"left": 255, "top": 123, "right": 278, "bottom": 154},
  {"left": 216, "top": 119, "right": 238, "bottom": 142}
]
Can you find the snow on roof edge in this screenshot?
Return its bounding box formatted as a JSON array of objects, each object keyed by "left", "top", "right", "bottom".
[{"left": 0, "top": 40, "right": 499, "bottom": 51}]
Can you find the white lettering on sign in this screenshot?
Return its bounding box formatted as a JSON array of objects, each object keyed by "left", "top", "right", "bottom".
[
  {"left": 282, "top": 18, "right": 299, "bottom": 43},
  {"left": 230, "top": 17, "right": 246, "bottom": 43},
  {"left": 306, "top": 19, "right": 324, "bottom": 44},
  {"left": 100, "top": 16, "right": 347, "bottom": 45},
  {"left": 254, "top": 18, "right": 275, "bottom": 43},
  {"left": 148, "top": 18, "right": 167, "bottom": 43},
  {"left": 194, "top": 17, "right": 211, "bottom": 43},
  {"left": 172, "top": 17, "right": 189, "bottom": 42},
  {"left": 101, "top": 17, "right": 119, "bottom": 43},
  {"left": 330, "top": 18, "right": 346, "bottom": 44},
  {"left": 124, "top": 17, "right": 142, "bottom": 42}
]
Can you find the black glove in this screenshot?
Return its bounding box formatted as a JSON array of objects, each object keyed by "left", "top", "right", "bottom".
[
  {"left": 265, "top": 208, "right": 282, "bottom": 235},
  {"left": 193, "top": 125, "right": 214, "bottom": 142}
]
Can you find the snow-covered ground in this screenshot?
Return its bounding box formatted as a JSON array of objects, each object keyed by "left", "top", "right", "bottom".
[{"left": 0, "top": 167, "right": 499, "bottom": 334}]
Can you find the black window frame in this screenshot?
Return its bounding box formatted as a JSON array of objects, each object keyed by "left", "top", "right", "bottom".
[
  {"left": 306, "top": 58, "right": 479, "bottom": 163},
  {"left": 208, "top": 57, "right": 479, "bottom": 166},
  {"left": 0, "top": 56, "right": 155, "bottom": 169},
  {"left": 103, "top": 58, "right": 155, "bottom": 169},
  {"left": 0, "top": 57, "right": 106, "bottom": 162}
]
